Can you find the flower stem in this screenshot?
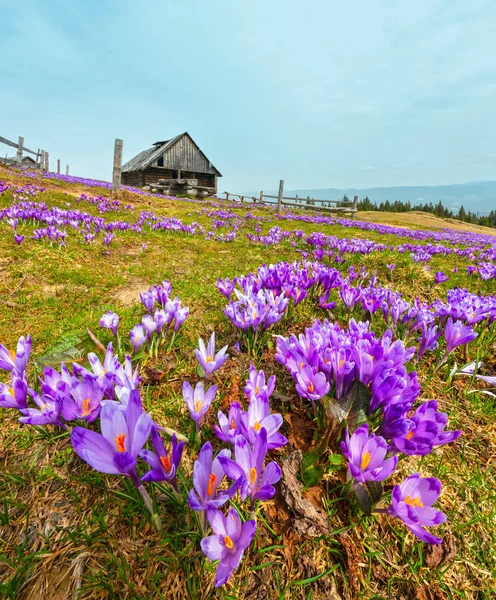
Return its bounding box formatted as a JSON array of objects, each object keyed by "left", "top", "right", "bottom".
[{"left": 137, "top": 485, "right": 162, "bottom": 531}]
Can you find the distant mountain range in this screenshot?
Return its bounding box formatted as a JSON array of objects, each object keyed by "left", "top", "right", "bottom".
[{"left": 260, "top": 181, "right": 496, "bottom": 215}]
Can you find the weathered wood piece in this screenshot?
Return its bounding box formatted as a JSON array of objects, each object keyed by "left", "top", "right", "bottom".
[
  {"left": 45, "top": 152, "right": 50, "bottom": 172},
  {"left": 57, "top": 159, "right": 60, "bottom": 174},
  {"left": 112, "top": 139, "right": 123, "bottom": 192},
  {"left": 0, "top": 135, "right": 37, "bottom": 156},
  {"left": 277, "top": 179, "right": 284, "bottom": 213},
  {"left": 16, "top": 137, "right": 24, "bottom": 164},
  {"left": 66, "top": 165, "right": 69, "bottom": 175}
]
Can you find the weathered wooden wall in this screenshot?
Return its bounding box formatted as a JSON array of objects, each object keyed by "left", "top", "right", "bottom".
[
  {"left": 152, "top": 134, "right": 218, "bottom": 174},
  {"left": 122, "top": 171, "right": 145, "bottom": 187}
]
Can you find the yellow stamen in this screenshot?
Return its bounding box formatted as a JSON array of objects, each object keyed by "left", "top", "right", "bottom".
[
  {"left": 195, "top": 400, "right": 203, "bottom": 413},
  {"left": 253, "top": 421, "right": 261, "bottom": 432},
  {"left": 7, "top": 387, "right": 14, "bottom": 396},
  {"left": 249, "top": 467, "right": 257, "bottom": 484},
  {"left": 160, "top": 455, "right": 171, "bottom": 471},
  {"left": 360, "top": 450, "right": 371, "bottom": 470},
  {"left": 207, "top": 473, "right": 217, "bottom": 496},
  {"left": 339, "top": 359, "right": 344, "bottom": 368},
  {"left": 255, "top": 386, "right": 260, "bottom": 394},
  {"left": 206, "top": 355, "right": 214, "bottom": 363},
  {"left": 404, "top": 495, "right": 424, "bottom": 508},
  {"left": 230, "top": 419, "right": 236, "bottom": 429},
  {"left": 224, "top": 535, "right": 234, "bottom": 549}
]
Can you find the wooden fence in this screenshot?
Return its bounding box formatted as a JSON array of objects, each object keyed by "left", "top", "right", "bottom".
[
  {"left": 0, "top": 134, "right": 69, "bottom": 175},
  {"left": 224, "top": 180, "right": 358, "bottom": 217}
]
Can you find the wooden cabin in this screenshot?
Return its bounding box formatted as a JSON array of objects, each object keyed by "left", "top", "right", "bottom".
[
  {"left": 121, "top": 132, "right": 222, "bottom": 196},
  {"left": 2, "top": 155, "right": 38, "bottom": 168}
]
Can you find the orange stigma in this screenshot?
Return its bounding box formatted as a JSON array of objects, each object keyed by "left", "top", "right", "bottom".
[
  {"left": 249, "top": 467, "right": 257, "bottom": 484},
  {"left": 406, "top": 430, "right": 415, "bottom": 440},
  {"left": 308, "top": 382, "right": 315, "bottom": 393},
  {"left": 224, "top": 535, "right": 234, "bottom": 549},
  {"left": 230, "top": 419, "right": 236, "bottom": 429},
  {"left": 82, "top": 398, "right": 91, "bottom": 416},
  {"left": 115, "top": 434, "right": 126, "bottom": 453},
  {"left": 404, "top": 495, "right": 424, "bottom": 508},
  {"left": 207, "top": 473, "right": 217, "bottom": 496},
  {"left": 7, "top": 387, "right": 14, "bottom": 396},
  {"left": 160, "top": 455, "right": 171, "bottom": 471},
  {"left": 255, "top": 386, "right": 260, "bottom": 394},
  {"left": 253, "top": 421, "right": 261, "bottom": 432},
  {"left": 360, "top": 450, "right": 371, "bottom": 470}
]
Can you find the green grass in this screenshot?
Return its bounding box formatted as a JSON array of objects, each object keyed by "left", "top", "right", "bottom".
[{"left": 0, "top": 167, "right": 495, "bottom": 599}]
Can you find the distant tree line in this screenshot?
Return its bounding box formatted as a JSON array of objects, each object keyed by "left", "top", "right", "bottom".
[{"left": 348, "top": 195, "right": 496, "bottom": 229}]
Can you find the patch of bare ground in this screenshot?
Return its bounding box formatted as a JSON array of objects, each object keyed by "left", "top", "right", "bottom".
[{"left": 113, "top": 278, "right": 151, "bottom": 306}]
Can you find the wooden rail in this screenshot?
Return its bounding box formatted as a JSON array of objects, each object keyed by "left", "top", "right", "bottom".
[{"left": 224, "top": 181, "right": 358, "bottom": 217}]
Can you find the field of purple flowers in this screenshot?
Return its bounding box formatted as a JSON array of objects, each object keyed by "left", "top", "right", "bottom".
[{"left": 0, "top": 164, "right": 495, "bottom": 600}]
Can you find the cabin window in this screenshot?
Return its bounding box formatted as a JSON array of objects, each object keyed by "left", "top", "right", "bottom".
[{"left": 157, "top": 156, "right": 164, "bottom": 167}]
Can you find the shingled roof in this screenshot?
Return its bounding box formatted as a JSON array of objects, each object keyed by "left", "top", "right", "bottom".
[{"left": 122, "top": 132, "right": 221, "bottom": 176}]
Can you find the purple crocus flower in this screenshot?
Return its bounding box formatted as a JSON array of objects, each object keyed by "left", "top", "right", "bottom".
[
  {"left": 340, "top": 424, "right": 398, "bottom": 484},
  {"left": 216, "top": 277, "right": 237, "bottom": 298},
  {"left": 239, "top": 394, "right": 287, "bottom": 450},
  {"left": 244, "top": 365, "right": 276, "bottom": 401},
  {"left": 140, "top": 290, "right": 155, "bottom": 312},
  {"left": 434, "top": 272, "right": 449, "bottom": 284},
  {"left": 61, "top": 377, "right": 104, "bottom": 422},
  {"left": 188, "top": 442, "right": 238, "bottom": 513},
  {"left": 100, "top": 311, "right": 119, "bottom": 337},
  {"left": 0, "top": 371, "right": 28, "bottom": 409},
  {"left": 201, "top": 507, "right": 256, "bottom": 587},
  {"left": 386, "top": 473, "right": 446, "bottom": 544},
  {"left": 219, "top": 428, "right": 281, "bottom": 508},
  {"left": 19, "top": 389, "right": 67, "bottom": 429},
  {"left": 71, "top": 389, "right": 152, "bottom": 486},
  {"left": 183, "top": 381, "right": 217, "bottom": 430},
  {"left": 130, "top": 324, "right": 147, "bottom": 353},
  {"left": 14, "top": 234, "right": 24, "bottom": 245},
  {"left": 444, "top": 318, "right": 478, "bottom": 354},
  {"left": 140, "top": 427, "right": 185, "bottom": 490},
  {"left": 295, "top": 365, "right": 330, "bottom": 401},
  {"left": 215, "top": 401, "right": 243, "bottom": 445},
  {"left": 103, "top": 233, "right": 114, "bottom": 246},
  {"left": 142, "top": 314, "right": 157, "bottom": 339},
  {"left": 174, "top": 305, "right": 189, "bottom": 331},
  {"left": 389, "top": 401, "right": 461, "bottom": 456},
  {"left": 0, "top": 335, "right": 32, "bottom": 374},
  {"left": 194, "top": 332, "right": 229, "bottom": 379}
]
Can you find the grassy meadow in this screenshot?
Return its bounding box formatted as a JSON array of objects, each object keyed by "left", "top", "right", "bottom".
[{"left": 0, "top": 163, "right": 495, "bottom": 600}]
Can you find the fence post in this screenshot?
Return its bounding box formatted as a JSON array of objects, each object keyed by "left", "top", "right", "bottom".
[
  {"left": 66, "top": 165, "right": 69, "bottom": 175},
  {"left": 39, "top": 150, "right": 44, "bottom": 170},
  {"left": 351, "top": 195, "right": 358, "bottom": 219},
  {"left": 45, "top": 152, "right": 50, "bottom": 172},
  {"left": 57, "top": 159, "right": 60, "bottom": 174},
  {"left": 259, "top": 190, "right": 263, "bottom": 204},
  {"left": 295, "top": 194, "right": 299, "bottom": 204},
  {"left": 36, "top": 148, "right": 40, "bottom": 166},
  {"left": 112, "top": 138, "right": 123, "bottom": 192},
  {"left": 225, "top": 192, "right": 230, "bottom": 202},
  {"left": 16, "top": 137, "right": 24, "bottom": 165},
  {"left": 277, "top": 179, "right": 284, "bottom": 212}
]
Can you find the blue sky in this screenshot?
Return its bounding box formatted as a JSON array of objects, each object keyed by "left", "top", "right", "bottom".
[{"left": 1, "top": 0, "right": 495, "bottom": 192}]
